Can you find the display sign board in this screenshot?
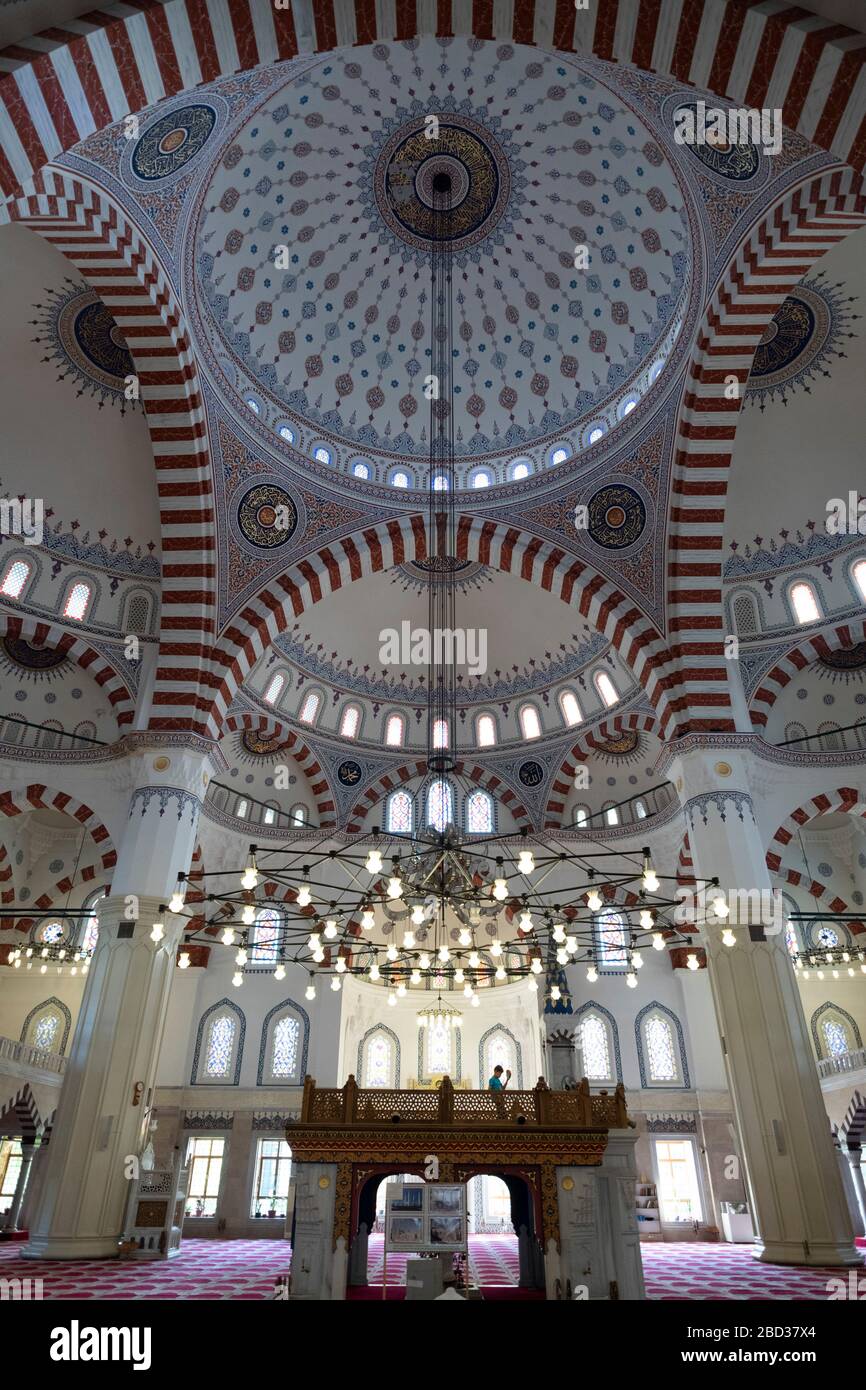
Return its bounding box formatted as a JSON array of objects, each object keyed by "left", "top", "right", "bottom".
[{"left": 384, "top": 1181, "right": 468, "bottom": 1253}]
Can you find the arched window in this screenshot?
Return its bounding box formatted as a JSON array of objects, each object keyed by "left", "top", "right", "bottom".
[
  {"left": 636, "top": 1003, "right": 689, "bottom": 1087},
  {"left": 433, "top": 719, "right": 449, "bottom": 749},
  {"left": 853, "top": 558, "right": 866, "bottom": 602},
  {"left": 550, "top": 446, "right": 570, "bottom": 465},
  {"left": 559, "top": 690, "right": 582, "bottom": 727},
  {"left": 391, "top": 471, "right": 409, "bottom": 489},
  {"left": 594, "top": 670, "right": 618, "bottom": 708},
  {"left": 80, "top": 887, "right": 104, "bottom": 953},
  {"left": 426, "top": 1017, "right": 452, "bottom": 1076},
  {"left": 290, "top": 804, "right": 307, "bottom": 826},
  {"left": 433, "top": 474, "right": 449, "bottom": 491},
  {"left": 314, "top": 446, "right": 332, "bottom": 465},
  {"left": 352, "top": 461, "right": 370, "bottom": 479},
  {"left": 472, "top": 471, "right": 491, "bottom": 489},
  {"left": 634, "top": 799, "right": 647, "bottom": 820},
  {"left": 193, "top": 1000, "right": 245, "bottom": 1085},
  {"left": 604, "top": 804, "right": 620, "bottom": 827},
  {"left": 587, "top": 426, "right": 604, "bottom": 445},
  {"left": 733, "top": 593, "right": 759, "bottom": 635},
  {"left": 387, "top": 789, "right": 413, "bottom": 835},
  {"left": 258, "top": 999, "right": 310, "bottom": 1085},
  {"left": 790, "top": 581, "right": 820, "bottom": 625},
  {"left": 479, "top": 1026, "right": 523, "bottom": 1088},
  {"left": 385, "top": 713, "right": 405, "bottom": 747},
  {"left": 339, "top": 704, "right": 361, "bottom": 739},
  {"left": 245, "top": 396, "right": 261, "bottom": 415},
  {"left": 578, "top": 1010, "right": 615, "bottom": 1083},
  {"left": 299, "top": 690, "right": 320, "bottom": 724},
  {"left": 252, "top": 907, "right": 281, "bottom": 963},
  {"left": 279, "top": 424, "right": 295, "bottom": 443},
  {"left": 360, "top": 1026, "right": 399, "bottom": 1088},
  {"left": 264, "top": 672, "right": 286, "bottom": 706},
  {"left": 426, "top": 779, "right": 453, "bottom": 832},
  {"left": 574, "top": 806, "right": 589, "bottom": 828},
  {"left": 476, "top": 713, "right": 496, "bottom": 748},
  {"left": 1, "top": 557, "right": 32, "bottom": 599},
  {"left": 21, "top": 997, "right": 72, "bottom": 1055},
  {"left": 263, "top": 805, "right": 277, "bottom": 826},
  {"left": 511, "top": 461, "right": 530, "bottom": 481},
  {"left": 466, "top": 790, "right": 493, "bottom": 834},
  {"left": 816, "top": 924, "right": 839, "bottom": 949},
  {"left": 63, "top": 580, "right": 92, "bottom": 621},
  {"left": 822, "top": 1018, "right": 850, "bottom": 1058},
  {"left": 123, "top": 591, "right": 151, "bottom": 634},
  {"left": 236, "top": 798, "right": 249, "bottom": 819},
  {"left": 594, "top": 911, "right": 627, "bottom": 970},
  {"left": 519, "top": 705, "right": 541, "bottom": 740},
  {"left": 810, "top": 1002, "right": 862, "bottom": 1061}
]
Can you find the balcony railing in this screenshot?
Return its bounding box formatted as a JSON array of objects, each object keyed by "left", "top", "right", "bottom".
[
  {"left": 572, "top": 781, "right": 678, "bottom": 832},
  {"left": 817, "top": 1047, "right": 866, "bottom": 1080},
  {"left": 299, "top": 1074, "right": 630, "bottom": 1129},
  {"left": 0, "top": 713, "right": 107, "bottom": 753},
  {"left": 206, "top": 781, "right": 307, "bottom": 829},
  {"left": 0, "top": 1034, "right": 66, "bottom": 1075}
]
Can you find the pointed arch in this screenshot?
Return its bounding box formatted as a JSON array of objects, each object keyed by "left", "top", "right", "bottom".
[
  {"left": 573, "top": 1000, "right": 623, "bottom": 1086},
  {"left": 216, "top": 711, "right": 337, "bottom": 827},
  {"left": 191, "top": 998, "right": 245, "bottom": 1086},
  {"left": 811, "top": 1002, "right": 863, "bottom": 1060},
  {"left": 478, "top": 1024, "right": 523, "bottom": 1089},
  {"left": 20, "top": 996, "right": 72, "bottom": 1056},
  {"left": 544, "top": 710, "right": 659, "bottom": 826},
  {"left": 257, "top": 997, "right": 311, "bottom": 1086},
  {"left": 0, "top": 612, "right": 136, "bottom": 728},
  {"left": 345, "top": 759, "right": 530, "bottom": 834},
  {"left": 749, "top": 619, "right": 866, "bottom": 730},
  {"left": 357, "top": 1023, "right": 401, "bottom": 1089},
  {"left": 767, "top": 789, "right": 866, "bottom": 934},
  {"left": 635, "top": 1001, "right": 690, "bottom": 1089}
]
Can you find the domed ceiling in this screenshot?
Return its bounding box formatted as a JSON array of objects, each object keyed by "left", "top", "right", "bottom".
[{"left": 187, "top": 39, "right": 692, "bottom": 488}]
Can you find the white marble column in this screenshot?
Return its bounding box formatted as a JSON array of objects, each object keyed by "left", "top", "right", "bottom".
[
  {"left": 670, "top": 743, "right": 860, "bottom": 1266},
  {"left": 23, "top": 739, "right": 216, "bottom": 1259}
]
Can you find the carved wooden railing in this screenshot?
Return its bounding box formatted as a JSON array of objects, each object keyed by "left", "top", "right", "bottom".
[{"left": 300, "top": 1074, "right": 630, "bottom": 1129}]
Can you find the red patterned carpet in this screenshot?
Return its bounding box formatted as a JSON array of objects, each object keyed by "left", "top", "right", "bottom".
[{"left": 0, "top": 1236, "right": 861, "bottom": 1300}]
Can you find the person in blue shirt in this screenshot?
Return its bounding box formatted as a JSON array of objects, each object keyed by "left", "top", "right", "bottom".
[{"left": 487, "top": 1064, "right": 511, "bottom": 1091}]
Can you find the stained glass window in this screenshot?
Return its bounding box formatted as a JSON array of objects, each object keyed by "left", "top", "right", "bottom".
[
  {"left": 433, "top": 719, "right": 449, "bottom": 749},
  {"left": 485, "top": 1031, "right": 512, "bottom": 1080},
  {"left": 645, "top": 1015, "right": 677, "bottom": 1082},
  {"left": 82, "top": 913, "right": 99, "bottom": 952},
  {"left": 595, "top": 671, "right": 618, "bottom": 708},
  {"left": 33, "top": 1013, "right": 59, "bottom": 1051},
  {"left": 205, "top": 1015, "right": 235, "bottom": 1078},
  {"left": 264, "top": 672, "right": 285, "bottom": 705},
  {"left": 385, "top": 714, "right": 405, "bottom": 746},
  {"left": 596, "top": 912, "right": 627, "bottom": 969},
  {"left": 427, "top": 1020, "right": 451, "bottom": 1075},
  {"left": 41, "top": 922, "right": 64, "bottom": 944},
  {"left": 271, "top": 1015, "right": 300, "bottom": 1077},
  {"left": 340, "top": 705, "right": 360, "bottom": 738},
  {"left": 791, "top": 581, "right": 820, "bottom": 624},
  {"left": 466, "top": 790, "right": 493, "bottom": 834},
  {"left": 63, "top": 581, "right": 91, "bottom": 621},
  {"left": 822, "top": 1019, "right": 850, "bottom": 1058},
  {"left": 785, "top": 920, "right": 798, "bottom": 957},
  {"left": 252, "top": 908, "right": 280, "bottom": 963},
  {"left": 387, "top": 790, "right": 413, "bottom": 835},
  {"left": 392, "top": 472, "right": 409, "bottom": 489},
  {"left": 299, "top": 691, "right": 320, "bottom": 724},
  {"left": 365, "top": 1033, "right": 393, "bottom": 1087},
  {"left": 560, "top": 691, "right": 582, "bottom": 727},
  {"left": 581, "top": 1014, "right": 612, "bottom": 1081},
  {"left": 1, "top": 559, "right": 31, "bottom": 599},
  {"left": 476, "top": 714, "right": 496, "bottom": 747},
  {"left": 520, "top": 706, "right": 541, "bottom": 740},
  {"left": 817, "top": 926, "right": 839, "bottom": 948},
  {"left": 426, "top": 779, "right": 453, "bottom": 832}
]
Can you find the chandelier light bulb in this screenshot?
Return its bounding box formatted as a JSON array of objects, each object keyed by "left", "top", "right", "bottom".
[
  {"left": 387, "top": 991, "right": 397, "bottom": 1007},
  {"left": 387, "top": 876, "right": 403, "bottom": 900},
  {"left": 518, "top": 851, "right": 535, "bottom": 875},
  {"left": 150, "top": 922, "right": 165, "bottom": 943},
  {"left": 335, "top": 956, "right": 346, "bottom": 974},
  {"left": 40, "top": 963, "right": 47, "bottom": 974},
  {"left": 552, "top": 924, "right": 566, "bottom": 944},
  {"left": 721, "top": 927, "right": 737, "bottom": 948},
  {"left": 25, "top": 948, "right": 32, "bottom": 958},
  {"left": 566, "top": 935, "right": 578, "bottom": 955},
  {"left": 495, "top": 965, "right": 506, "bottom": 981},
  {"left": 842, "top": 951, "right": 850, "bottom": 962},
  {"left": 586, "top": 965, "right": 598, "bottom": 984},
  {"left": 369, "top": 961, "right": 381, "bottom": 982},
  {"left": 531, "top": 957, "right": 543, "bottom": 975},
  {"left": 463, "top": 983, "right": 474, "bottom": 999},
  {"left": 82, "top": 963, "right": 88, "bottom": 975},
  {"left": 686, "top": 952, "right": 699, "bottom": 971},
  {"left": 366, "top": 849, "right": 383, "bottom": 874},
  {"left": 241, "top": 851, "right": 258, "bottom": 891},
  {"left": 492, "top": 877, "right": 508, "bottom": 902},
  {"left": 471, "top": 995, "right": 480, "bottom": 1008},
  {"left": 586, "top": 889, "right": 602, "bottom": 912},
  {"left": 528, "top": 977, "right": 538, "bottom": 992},
  {"left": 410, "top": 904, "right": 426, "bottom": 927},
  {"left": 518, "top": 911, "right": 533, "bottom": 934},
  {"left": 419, "top": 953, "right": 431, "bottom": 970},
  {"left": 305, "top": 983, "right": 316, "bottom": 1000},
  {"left": 438, "top": 946, "right": 450, "bottom": 963},
  {"left": 832, "top": 969, "right": 839, "bottom": 980},
  {"left": 556, "top": 947, "right": 568, "bottom": 965},
  {"left": 331, "top": 977, "right": 342, "bottom": 992},
  {"left": 458, "top": 927, "right": 472, "bottom": 947},
  {"left": 626, "top": 971, "right": 638, "bottom": 988},
  {"left": 817, "top": 970, "right": 825, "bottom": 980},
  {"left": 468, "top": 951, "right": 480, "bottom": 969},
  {"left": 232, "top": 971, "right": 243, "bottom": 987},
  {"left": 41, "top": 947, "right": 48, "bottom": 958},
  {"left": 397, "top": 983, "right": 407, "bottom": 997},
  {"left": 274, "top": 964, "right": 286, "bottom": 981},
  {"left": 639, "top": 910, "right": 653, "bottom": 930},
  {"left": 13, "top": 959, "right": 21, "bottom": 970},
  {"left": 652, "top": 932, "right": 665, "bottom": 952},
  {"left": 308, "top": 933, "right": 321, "bottom": 950},
  {"left": 642, "top": 869, "right": 659, "bottom": 894},
  {"left": 178, "top": 951, "right": 190, "bottom": 970},
  {"left": 550, "top": 985, "right": 561, "bottom": 1002},
  {"left": 169, "top": 877, "right": 186, "bottom": 914},
  {"left": 848, "top": 968, "right": 855, "bottom": 978},
  {"left": 296, "top": 884, "right": 312, "bottom": 908},
  {"left": 58, "top": 949, "right": 66, "bottom": 961},
  {"left": 242, "top": 904, "right": 256, "bottom": 926},
  {"left": 386, "top": 944, "right": 398, "bottom": 962},
  {"left": 403, "top": 930, "right": 416, "bottom": 949},
  {"left": 411, "top": 968, "right": 421, "bottom": 984},
  {"left": 361, "top": 909, "right": 375, "bottom": 931},
  {"left": 236, "top": 949, "right": 248, "bottom": 967},
  {"left": 454, "top": 967, "right": 465, "bottom": 984},
  {"left": 313, "top": 948, "right": 325, "bottom": 963},
  {"left": 222, "top": 927, "right": 236, "bottom": 946},
  {"left": 469, "top": 905, "right": 482, "bottom": 927},
  {"left": 490, "top": 939, "right": 502, "bottom": 958},
  {"left": 711, "top": 893, "right": 729, "bottom": 919},
  {"left": 324, "top": 920, "right": 338, "bottom": 939},
  {"left": 632, "top": 950, "right": 643, "bottom": 969},
  {"left": 825, "top": 952, "right": 833, "bottom": 964}
]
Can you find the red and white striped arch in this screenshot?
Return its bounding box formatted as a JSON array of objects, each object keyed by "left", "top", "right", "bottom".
[
  {"left": 0, "top": 610, "right": 136, "bottom": 729},
  {"left": 543, "top": 710, "right": 659, "bottom": 828},
  {"left": 1, "top": 0, "right": 866, "bottom": 213},
  {"left": 669, "top": 168, "right": 866, "bottom": 733},
  {"left": 207, "top": 514, "right": 683, "bottom": 744},
  {"left": 766, "top": 786, "right": 866, "bottom": 882},
  {"left": 345, "top": 758, "right": 531, "bottom": 834},
  {"left": 0, "top": 839, "right": 13, "bottom": 905},
  {"left": 772, "top": 860, "right": 850, "bottom": 915},
  {"left": 0, "top": 783, "right": 116, "bottom": 868},
  {"left": 13, "top": 171, "right": 216, "bottom": 733},
  {"left": 219, "top": 710, "right": 337, "bottom": 827},
  {"left": 748, "top": 617, "right": 866, "bottom": 730}
]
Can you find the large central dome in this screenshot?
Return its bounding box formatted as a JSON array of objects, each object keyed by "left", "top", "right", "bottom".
[{"left": 192, "top": 39, "right": 692, "bottom": 485}]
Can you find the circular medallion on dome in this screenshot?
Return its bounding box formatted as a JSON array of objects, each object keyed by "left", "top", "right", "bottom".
[
  {"left": 191, "top": 40, "right": 694, "bottom": 481},
  {"left": 375, "top": 116, "right": 509, "bottom": 252},
  {"left": 671, "top": 102, "right": 761, "bottom": 181},
  {"left": 518, "top": 760, "right": 544, "bottom": 788},
  {"left": 237, "top": 484, "right": 297, "bottom": 549},
  {"left": 241, "top": 731, "right": 286, "bottom": 756},
  {"left": 586, "top": 484, "right": 647, "bottom": 549},
  {"left": 819, "top": 644, "right": 866, "bottom": 672},
  {"left": 746, "top": 276, "right": 859, "bottom": 411},
  {"left": 31, "top": 284, "right": 136, "bottom": 411},
  {"left": 595, "top": 731, "right": 640, "bottom": 756},
  {"left": 2, "top": 638, "right": 69, "bottom": 672},
  {"left": 337, "top": 760, "right": 362, "bottom": 786},
  {"left": 131, "top": 105, "right": 217, "bottom": 180}
]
